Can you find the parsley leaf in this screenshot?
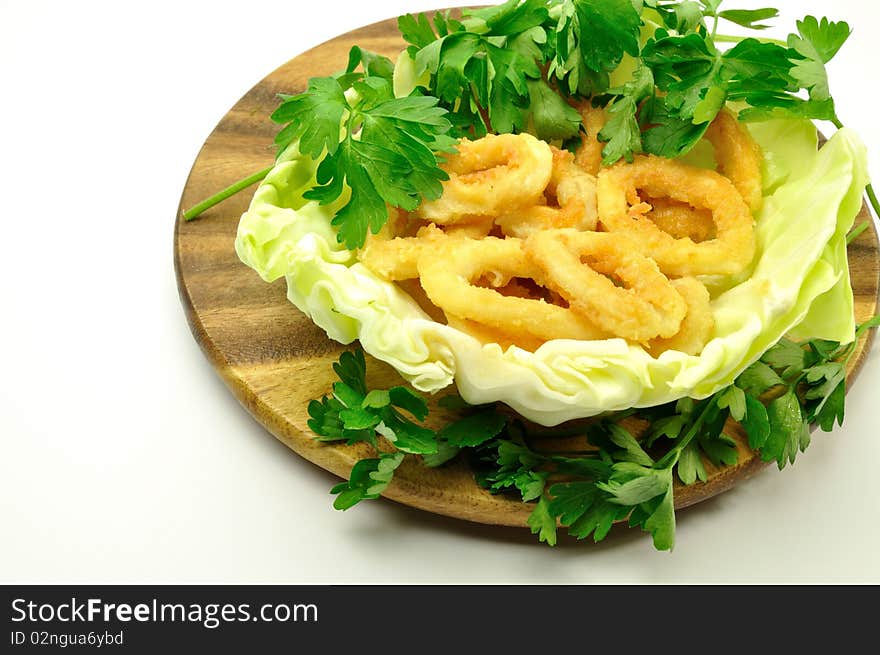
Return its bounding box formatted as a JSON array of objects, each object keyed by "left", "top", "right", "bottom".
[
  {"left": 718, "top": 8, "right": 778, "bottom": 31},
  {"left": 402, "top": 4, "right": 565, "bottom": 139},
  {"left": 271, "top": 55, "right": 455, "bottom": 249},
  {"left": 272, "top": 76, "right": 347, "bottom": 159},
  {"left": 727, "top": 326, "right": 877, "bottom": 469},
  {"left": 647, "top": 0, "right": 707, "bottom": 34},
  {"left": 569, "top": 0, "right": 641, "bottom": 73},
  {"left": 641, "top": 95, "right": 711, "bottom": 159},
  {"left": 525, "top": 78, "right": 583, "bottom": 141},
  {"left": 597, "top": 65, "right": 654, "bottom": 164},
  {"left": 331, "top": 452, "right": 405, "bottom": 510},
  {"left": 439, "top": 410, "right": 507, "bottom": 447},
  {"left": 608, "top": 10, "right": 851, "bottom": 163},
  {"left": 677, "top": 440, "right": 707, "bottom": 484},
  {"left": 633, "top": 482, "right": 676, "bottom": 551},
  {"left": 467, "top": 0, "right": 549, "bottom": 35},
  {"left": 475, "top": 438, "right": 549, "bottom": 500},
  {"left": 547, "top": 481, "right": 628, "bottom": 543},
  {"left": 760, "top": 337, "right": 806, "bottom": 380},
  {"left": 787, "top": 16, "right": 850, "bottom": 104},
  {"left": 763, "top": 389, "right": 809, "bottom": 468},
  {"left": 309, "top": 350, "right": 438, "bottom": 454},
  {"left": 527, "top": 495, "right": 558, "bottom": 546}
]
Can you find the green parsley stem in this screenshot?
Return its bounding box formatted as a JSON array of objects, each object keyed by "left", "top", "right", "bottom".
[
  {"left": 181, "top": 166, "right": 273, "bottom": 221},
  {"left": 531, "top": 449, "right": 597, "bottom": 457},
  {"left": 653, "top": 399, "right": 714, "bottom": 470},
  {"left": 846, "top": 220, "right": 869, "bottom": 245},
  {"left": 866, "top": 184, "right": 880, "bottom": 222},
  {"left": 833, "top": 117, "right": 879, "bottom": 219},
  {"left": 712, "top": 34, "right": 787, "bottom": 47},
  {"left": 844, "top": 315, "right": 880, "bottom": 366}
]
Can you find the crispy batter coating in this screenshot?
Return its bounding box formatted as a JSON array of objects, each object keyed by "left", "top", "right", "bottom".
[
  {"left": 646, "top": 197, "right": 716, "bottom": 242},
  {"left": 418, "top": 236, "right": 610, "bottom": 343},
  {"left": 597, "top": 154, "right": 756, "bottom": 277},
  {"left": 417, "top": 133, "right": 553, "bottom": 223},
  {"left": 647, "top": 277, "right": 714, "bottom": 356},
  {"left": 497, "top": 147, "right": 598, "bottom": 237},
  {"left": 525, "top": 229, "right": 686, "bottom": 342},
  {"left": 705, "top": 108, "right": 763, "bottom": 213},
  {"left": 574, "top": 102, "right": 608, "bottom": 176}
]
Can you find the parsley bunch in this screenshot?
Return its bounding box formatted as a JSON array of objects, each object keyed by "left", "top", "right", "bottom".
[
  {"left": 397, "top": 1, "right": 854, "bottom": 162},
  {"left": 184, "top": 47, "right": 458, "bottom": 250},
  {"left": 307, "top": 350, "right": 507, "bottom": 508},
  {"left": 183, "top": 0, "right": 877, "bottom": 239},
  {"left": 309, "top": 316, "right": 879, "bottom": 551},
  {"left": 397, "top": 0, "right": 645, "bottom": 141},
  {"left": 629, "top": 8, "right": 853, "bottom": 159},
  {"left": 399, "top": 0, "right": 631, "bottom": 141}
]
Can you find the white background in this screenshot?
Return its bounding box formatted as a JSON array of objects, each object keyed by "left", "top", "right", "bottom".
[{"left": 1, "top": 0, "right": 879, "bottom": 584}]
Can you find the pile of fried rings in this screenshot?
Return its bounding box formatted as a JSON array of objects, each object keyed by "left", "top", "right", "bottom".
[{"left": 359, "top": 104, "right": 763, "bottom": 356}]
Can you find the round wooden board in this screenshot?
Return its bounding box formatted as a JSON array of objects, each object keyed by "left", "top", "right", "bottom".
[{"left": 174, "top": 12, "right": 880, "bottom": 528}]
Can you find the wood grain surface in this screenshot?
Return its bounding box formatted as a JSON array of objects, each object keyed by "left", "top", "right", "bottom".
[{"left": 174, "top": 13, "right": 880, "bottom": 528}]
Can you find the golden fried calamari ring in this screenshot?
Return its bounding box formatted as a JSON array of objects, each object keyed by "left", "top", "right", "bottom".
[
  {"left": 441, "top": 216, "right": 495, "bottom": 239},
  {"left": 417, "top": 133, "right": 553, "bottom": 223},
  {"left": 645, "top": 197, "right": 716, "bottom": 242},
  {"left": 705, "top": 108, "right": 763, "bottom": 213},
  {"left": 575, "top": 102, "right": 608, "bottom": 176},
  {"left": 496, "top": 202, "right": 586, "bottom": 238},
  {"left": 395, "top": 278, "right": 448, "bottom": 324},
  {"left": 525, "top": 229, "right": 687, "bottom": 342},
  {"left": 358, "top": 224, "right": 450, "bottom": 281},
  {"left": 445, "top": 315, "right": 546, "bottom": 352},
  {"left": 553, "top": 147, "right": 599, "bottom": 229},
  {"left": 647, "top": 277, "right": 714, "bottom": 356},
  {"left": 597, "top": 155, "right": 755, "bottom": 277},
  {"left": 417, "top": 236, "right": 610, "bottom": 342},
  {"left": 497, "top": 146, "right": 598, "bottom": 237}
]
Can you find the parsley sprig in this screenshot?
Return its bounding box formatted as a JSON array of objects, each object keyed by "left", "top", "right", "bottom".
[
  {"left": 271, "top": 54, "right": 457, "bottom": 249},
  {"left": 184, "top": 48, "right": 457, "bottom": 250},
  {"left": 311, "top": 316, "right": 879, "bottom": 551}
]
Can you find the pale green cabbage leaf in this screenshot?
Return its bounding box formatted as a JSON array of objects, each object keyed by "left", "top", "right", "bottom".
[{"left": 235, "top": 121, "right": 868, "bottom": 426}]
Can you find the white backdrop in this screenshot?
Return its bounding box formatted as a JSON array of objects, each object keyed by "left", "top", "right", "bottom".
[{"left": 1, "top": 0, "right": 879, "bottom": 583}]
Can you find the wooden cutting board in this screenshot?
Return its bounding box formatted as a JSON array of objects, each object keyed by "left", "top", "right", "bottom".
[{"left": 174, "top": 13, "right": 880, "bottom": 528}]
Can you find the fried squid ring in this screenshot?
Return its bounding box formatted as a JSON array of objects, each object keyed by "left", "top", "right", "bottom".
[
  {"left": 705, "top": 108, "right": 763, "bottom": 213},
  {"left": 645, "top": 197, "right": 715, "bottom": 242},
  {"left": 358, "top": 224, "right": 450, "bottom": 281},
  {"left": 497, "top": 147, "right": 599, "bottom": 237},
  {"left": 647, "top": 277, "right": 714, "bottom": 356},
  {"left": 417, "top": 236, "right": 610, "bottom": 343},
  {"left": 525, "top": 229, "right": 687, "bottom": 342},
  {"left": 445, "top": 315, "right": 546, "bottom": 352},
  {"left": 597, "top": 155, "right": 756, "bottom": 277},
  {"left": 442, "top": 217, "right": 495, "bottom": 239},
  {"left": 554, "top": 148, "right": 599, "bottom": 230},
  {"left": 417, "top": 133, "right": 553, "bottom": 223},
  {"left": 574, "top": 102, "right": 608, "bottom": 176}
]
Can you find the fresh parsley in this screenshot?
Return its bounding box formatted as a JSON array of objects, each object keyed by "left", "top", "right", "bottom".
[
  {"left": 312, "top": 316, "right": 878, "bottom": 550},
  {"left": 271, "top": 57, "right": 457, "bottom": 249},
  {"left": 183, "top": 0, "right": 879, "bottom": 230},
  {"left": 399, "top": 0, "right": 584, "bottom": 140}
]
